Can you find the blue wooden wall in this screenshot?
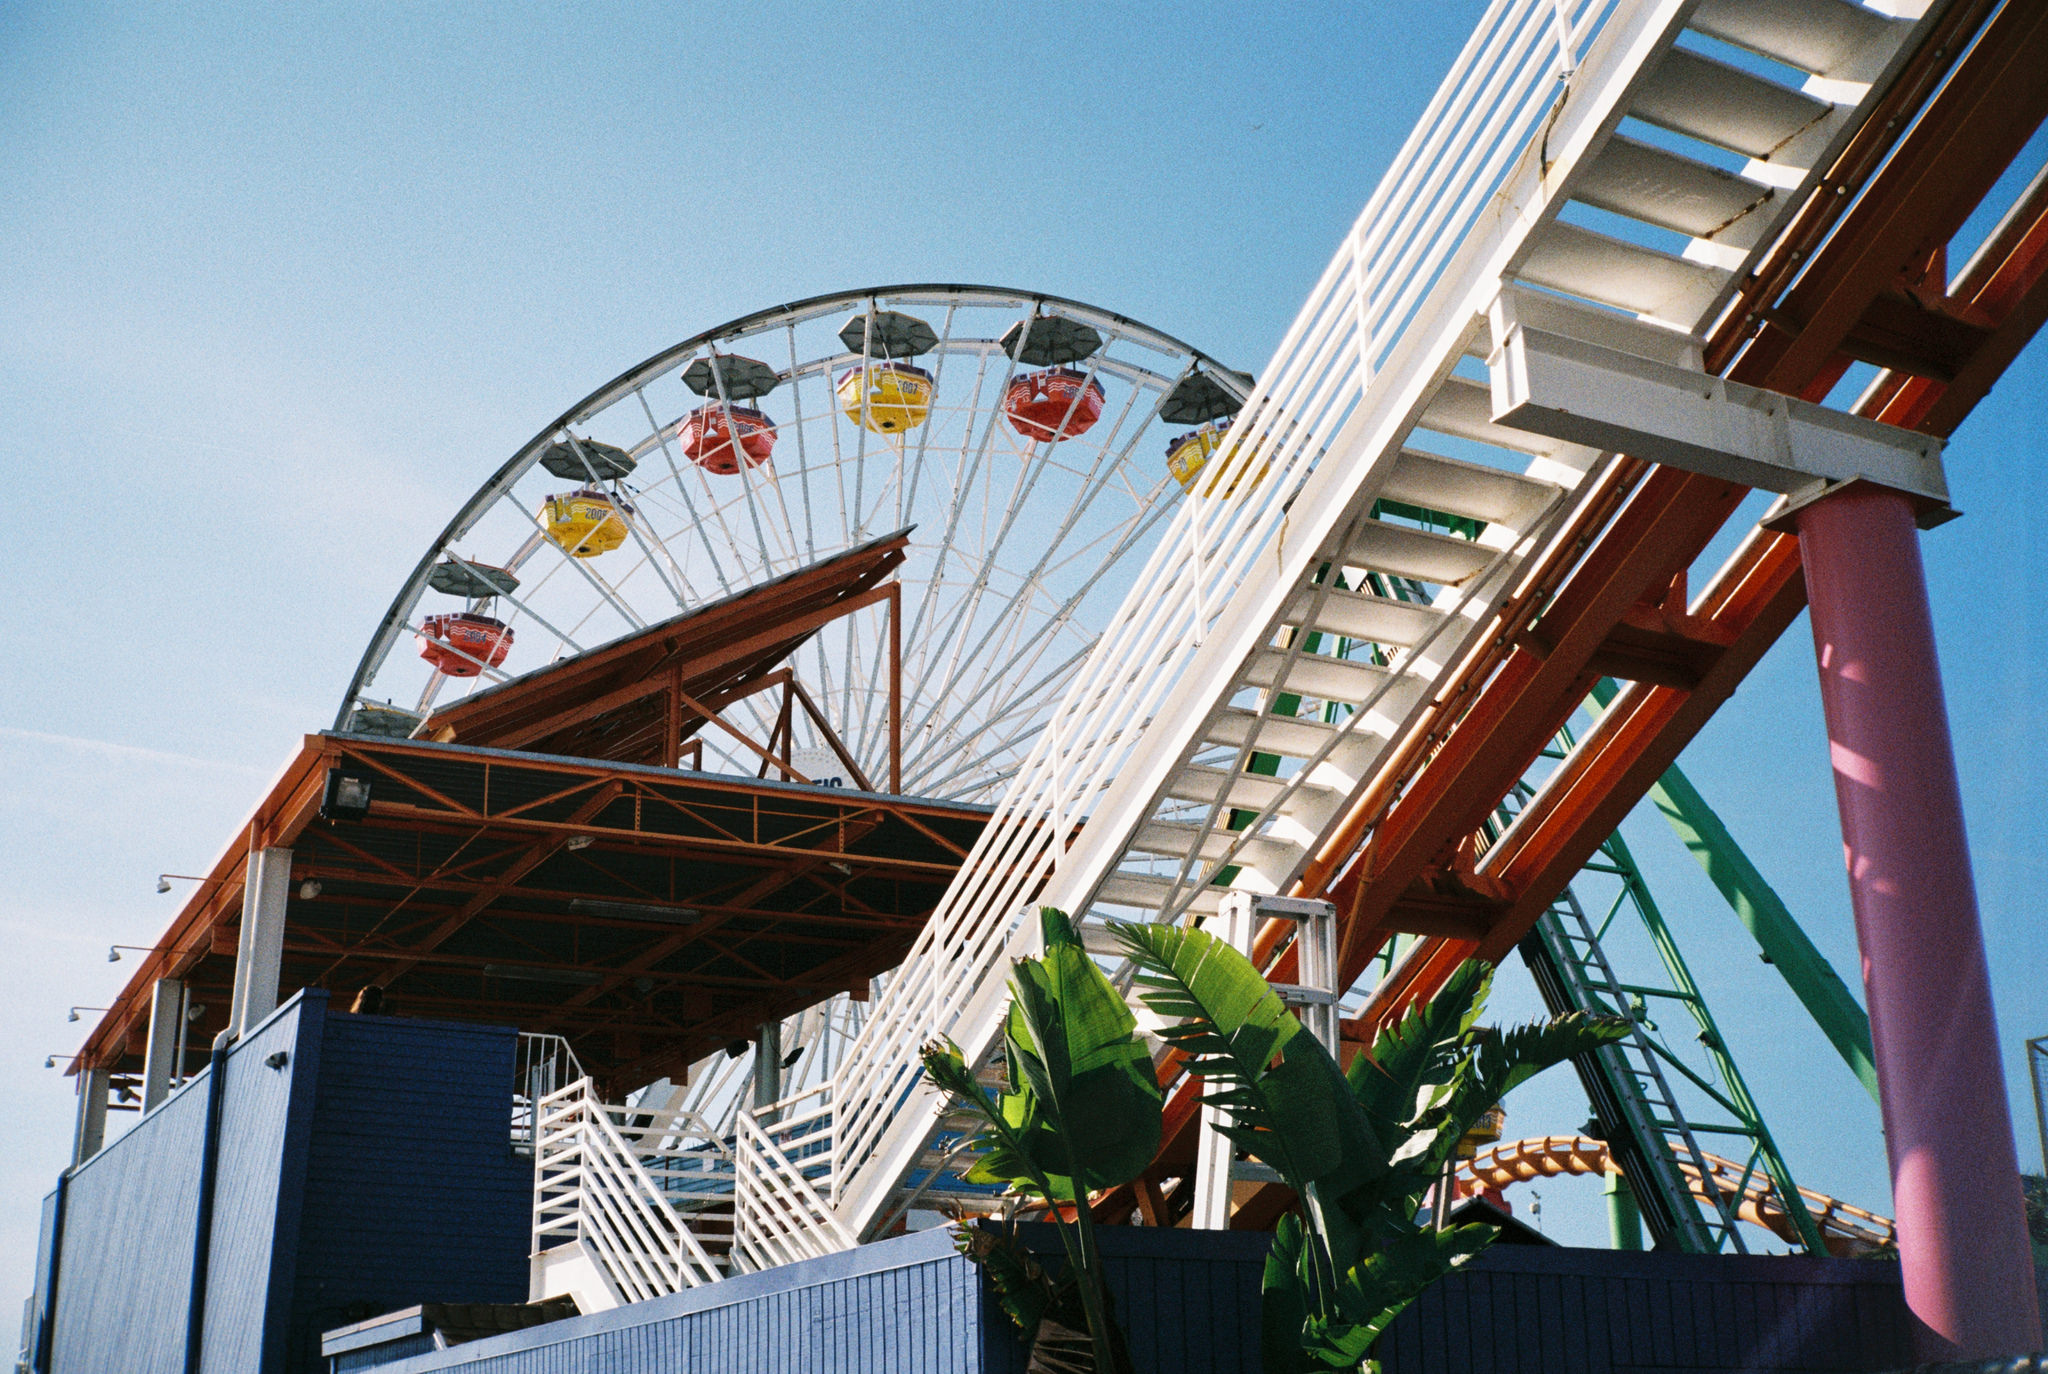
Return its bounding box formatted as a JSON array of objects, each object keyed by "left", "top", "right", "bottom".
[
  {"left": 362, "top": 1228, "right": 989, "bottom": 1374},
  {"left": 44, "top": 997, "right": 311, "bottom": 1374},
  {"left": 345, "top": 1226, "right": 1916, "bottom": 1374},
  {"left": 31, "top": 992, "right": 531, "bottom": 1374},
  {"left": 1378, "top": 1245, "right": 1915, "bottom": 1373},
  {"left": 980, "top": 1225, "right": 1269, "bottom": 1374},
  {"left": 282, "top": 1012, "right": 531, "bottom": 1371}
]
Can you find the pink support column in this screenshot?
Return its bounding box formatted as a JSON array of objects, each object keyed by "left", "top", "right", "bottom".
[{"left": 1795, "top": 484, "right": 2041, "bottom": 1360}]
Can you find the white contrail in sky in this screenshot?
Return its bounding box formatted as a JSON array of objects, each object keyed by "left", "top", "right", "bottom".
[{"left": 0, "top": 726, "right": 267, "bottom": 777}]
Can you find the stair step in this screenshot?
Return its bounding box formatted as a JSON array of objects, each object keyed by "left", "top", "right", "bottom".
[
  {"left": 1206, "top": 705, "right": 1340, "bottom": 759},
  {"left": 1096, "top": 870, "right": 1225, "bottom": 916},
  {"left": 1574, "top": 135, "right": 1776, "bottom": 246},
  {"left": 1519, "top": 221, "right": 1729, "bottom": 324},
  {"left": 1323, "top": 519, "right": 1495, "bottom": 586},
  {"left": 1382, "top": 447, "right": 1560, "bottom": 532},
  {"left": 1131, "top": 819, "right": 1305, "bottom": 875},
  {"left": 1418, "top": 375, "right": 1594, "bottom": 463},
  {"left": 1245, "top": 646, "right": 1419, "bottom": 710},
  {"left": 1632, "top": 47, "right": 1835, "bottom": 165},
  {"left": 1283, "top": 584, "right": 1444, "bottom": 646},
  {"left": 1690, "top": 0, "right": 1903, "bottom": 81},
  {"left": 1162, "top": 764, "right": 1343, "bottom": 815}
]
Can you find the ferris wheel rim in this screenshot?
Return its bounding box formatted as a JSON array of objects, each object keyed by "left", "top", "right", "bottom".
[{"left": 336, "top": 282, "right": 1247, "bottom": 736}]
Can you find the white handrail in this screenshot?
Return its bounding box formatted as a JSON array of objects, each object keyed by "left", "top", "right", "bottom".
[
  {"left": 731, "top": 1104, "right": 854, "bottom": 1275},
  {"left": 532, "top": 1078, "right": 725, "bottom": 1298},
  {"left": 822, "top": 0, "right": 1648, "bottom": 1234}
]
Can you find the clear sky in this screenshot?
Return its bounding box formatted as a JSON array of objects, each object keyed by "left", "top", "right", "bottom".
[{"left": 3, "top": 0, "right": 2044, "bottom": 1305}]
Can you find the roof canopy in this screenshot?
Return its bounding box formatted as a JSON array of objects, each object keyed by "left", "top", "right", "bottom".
[{"left": 77, "top": 534, "right": 982, "bottom": 1092}]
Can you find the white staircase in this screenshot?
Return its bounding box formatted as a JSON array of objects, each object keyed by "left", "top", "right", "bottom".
[
  {"left": 530, "top": 1078, "right": 731, "bottom": 1307},
  {"left": 544, "top": 0, "right": 1950, "bottom": 1277}
]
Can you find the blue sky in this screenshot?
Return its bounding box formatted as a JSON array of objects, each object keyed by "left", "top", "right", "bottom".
[{"left": 2, "top": 0, "right": 2043, "bottom": 1299}]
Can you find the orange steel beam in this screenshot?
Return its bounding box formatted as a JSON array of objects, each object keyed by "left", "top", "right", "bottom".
[
  {"left": 1111, "top": 0, "right": 2048, "bottom": 1219},
  {"left": 1466, "top": 0, "right": 2048, "bottom": 970},
  {"left": 1339, "top": 0, "right": 2048, "bottom": 1019}
]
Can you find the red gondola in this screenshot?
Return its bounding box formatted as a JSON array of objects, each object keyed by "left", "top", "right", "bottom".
[
  {"left": 418, "top": 612, "right": 513, "bottom": 677},
  {"left": 1003, "top": 368, "right": 1105, "bottom": 442},
  {"left": 680, "top": 404, "right": 777, "bottom": 475}
]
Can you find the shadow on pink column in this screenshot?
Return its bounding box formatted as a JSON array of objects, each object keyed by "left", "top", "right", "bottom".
[{"left": 1795, "top": 483, "right": 2041, "bottom": 1361}]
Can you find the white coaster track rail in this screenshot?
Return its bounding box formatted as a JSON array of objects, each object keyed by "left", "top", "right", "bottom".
[{"left": 547, "top": 0, "right": 1948, "bottom": 1282}]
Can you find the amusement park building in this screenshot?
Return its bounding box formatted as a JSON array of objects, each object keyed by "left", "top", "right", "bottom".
[{"left": 21, "top": 0, "right": 2048, "bottom": 1368}]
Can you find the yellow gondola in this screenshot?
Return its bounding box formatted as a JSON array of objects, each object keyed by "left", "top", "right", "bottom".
[
  {"left": 1164, "top": 420, "right": 1265, "bottom": 497},
  {"left": 836, "top": 361, "right": 934, "bottom": 434},
  {"left": 541, "top": 487, "right": 632, "bottom": 558}
]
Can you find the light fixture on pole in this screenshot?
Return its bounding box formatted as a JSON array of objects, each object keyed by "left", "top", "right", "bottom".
[
  {"left": 107, "top": 945, "right": 153, "bottom": 964},
  {"left": 156, "top": 873, "right": 214, "bottom": 894},
  {"left": 67, "top": 1006, "right": 107, "bottom": 1023}
]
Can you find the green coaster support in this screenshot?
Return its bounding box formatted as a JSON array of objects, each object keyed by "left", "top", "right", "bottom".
[{"left": 1589, "top": 679, "right": 1879, "bottom": 1104}]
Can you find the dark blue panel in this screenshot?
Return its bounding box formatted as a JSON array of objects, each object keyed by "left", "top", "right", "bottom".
[
  {"left": 24, "top": 1185, "right": 59, "bottom": 1371},
  {"left": 47, "top": 995, "right": 321, "bottom": 1374},
  {"left": 284, "top": 1012, "right": 530, "bottom": 1372},
  {"left": 201, "top": 998, "right": 320, "bottom": 1374},
  {"left": 48, "top": 1057, "right": 209, "bottom": 1374}
]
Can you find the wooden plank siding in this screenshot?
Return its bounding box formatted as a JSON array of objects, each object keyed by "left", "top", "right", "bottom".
[
  {"left": 283, "top": 1011, "right": 530, "bottom": 1372},
  {"left": 45, "top": 997, "right": 312, "bottom": 1374},
  {"left": 366, "top": 1228, "right": 988, "bottom": 1374},
  {"left": 32, "top": 991, "right": 532, "bottom": 1374},
  {"left": 355, "top": 1230, "right": 1913, "bottom": 1374},
  {"left": 1378, "top": 1246, "right": 1915, "bottom": 1373}
]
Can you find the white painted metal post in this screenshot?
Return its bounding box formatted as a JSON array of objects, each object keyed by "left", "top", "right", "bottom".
[
  {"left": 142, "top": 976, "right": 185, "bottom": 1111},
  {"left": 230, "top": 846, "right": 293, "bottom": 1039},
  {"left": 1287, "top": 900, "right": 1341, "bottom": 1056},
  {"left": 1192, "top": 897, "right": 1261, "bottom": 1230},
  {"left": 71, "top": 1068, "right": 109, "bottom": 1165}
]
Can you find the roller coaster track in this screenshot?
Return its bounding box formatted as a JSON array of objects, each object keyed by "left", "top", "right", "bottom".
[
  {"left": 1459, "top": 1135, "right": 1897, "bottom": 1257},
  {"left": 1110, "top": 0, "right": 2048, "bottom": 1241}
]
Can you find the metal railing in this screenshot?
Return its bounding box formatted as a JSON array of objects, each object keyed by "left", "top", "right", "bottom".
[
  {"left": 513, "top": 1032, "right": 585, "bottom": 1149},
  {"left": 821, "top": 0, "right": 1639, "bottom": 1238},
  {"left": 730, "top": 1084, "right": 852, "bottom": 1274},
  {"left": 531, "top": 1078, "right": 727, "bottom": 1301},
  {"left": 526, "top": 0, "right": 1684, "bottom": 1266}
]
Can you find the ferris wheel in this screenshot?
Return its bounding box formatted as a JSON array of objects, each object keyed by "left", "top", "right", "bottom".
[{"left": 337, "top": 285, "right": 1250, "bottom": 803}]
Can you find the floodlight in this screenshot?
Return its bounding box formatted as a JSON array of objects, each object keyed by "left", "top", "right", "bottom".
[{"left": 321, "top": 767, "right": 374, "bottom": 822}]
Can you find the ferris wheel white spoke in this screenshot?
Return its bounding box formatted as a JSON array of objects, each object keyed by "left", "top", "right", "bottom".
[
  {"left": 782, "top": 323, "right": 817, "bottom": 561},
  {"left": 897, "top": 490, "right": 1176, "bottom": 773},
  {"left": 636, "top": 385, "right": 737, "bottom": 597},
  {"left": 512, "top": 500, "right": 648, "bottom": 631},
  {"left": 899, "top": 633, "right": 1094, "bottom": 788},
  {"left": 899, "top": 303, "right": 959, "bottom": 531},
  {"left": 444, "top": 552, "right": 587, "bottom": 656},
  {"left": 848, "top": 300, "right": 877, "bottom": 540},
  {"left": 912, "top": 354, "right": 1138, "bottom": 716},
  {"left": 898, "top": 311, "right": 1028, "bottom": 670},
  {"left": 561, "top": 431, "right": 689, "bottom": 610},
  {"left": 704, "top": 353, "right": 787, "bottom": 579}
]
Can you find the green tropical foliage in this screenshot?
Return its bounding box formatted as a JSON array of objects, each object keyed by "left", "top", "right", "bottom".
[
  {"left": 1110, "top": 922, "right": 1628, "bottom": 1373},
  {"left": 921, "top": 907, "right": 1164, "bottom": 1374}
]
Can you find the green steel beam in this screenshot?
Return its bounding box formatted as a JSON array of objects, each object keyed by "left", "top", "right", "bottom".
[
  {"left": 1588, "top": 680, "right": 1879, "bottom": 1104},
  {"left": 1592, "top": 823, "right": 1831, "bottom": 1256}
]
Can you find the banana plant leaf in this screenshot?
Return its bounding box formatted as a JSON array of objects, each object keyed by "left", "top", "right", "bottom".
[
  {"left": 968, "top": 908, "right": 1162, "bottom": 1195},
  {"left": 1109, "top": 921, "right": 1386, "bottom": 1233}
]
